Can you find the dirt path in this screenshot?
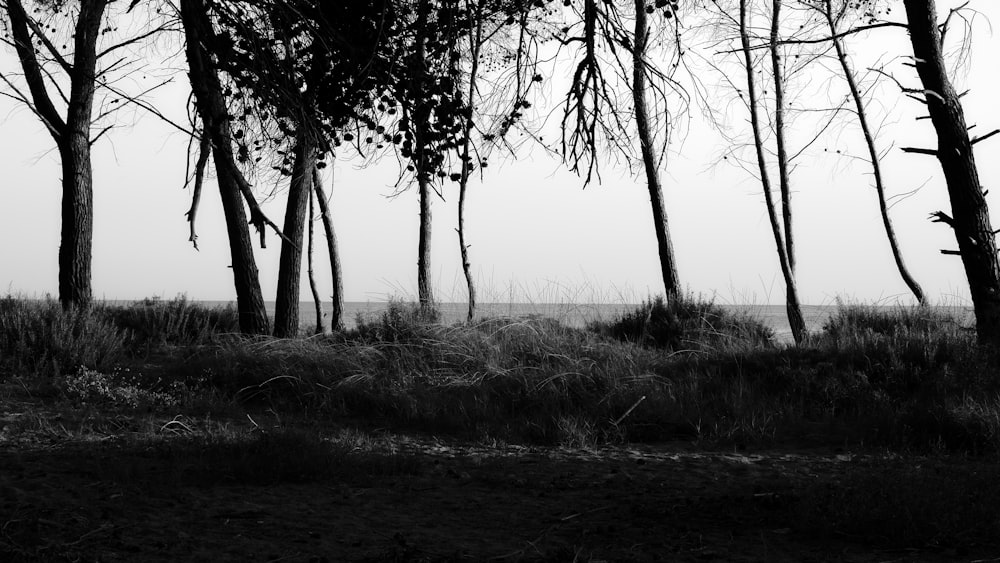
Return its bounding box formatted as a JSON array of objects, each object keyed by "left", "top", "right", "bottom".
[{"left": 1, "top": 427, "right": 994, "bottom": 562}]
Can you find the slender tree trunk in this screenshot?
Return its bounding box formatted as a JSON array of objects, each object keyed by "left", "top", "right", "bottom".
[
  {"left": 313, "top": 168, "right": 344, "bottom": 332},
  {"left": 457, "top": 0, "right": 483, "bottom": 323},
  {"left": 457, "top": 167, "right": 475, "bottom": 323},
  {"left": 903, "top": 0, "right": 1000, "bottom": 343},
  {"left": 413, "top": 0, "right": 435, "bottom": 310},
  {"left": 740, "top": 0, "right": 806, "bottom": 344},
  {"left": 769, "top": 0, "right": 794, "bottom": 272},
  {"left": 181, "top": 0, "right": 270, "bottom": 335},
  {"left": 633, "top": 0, "right": 680, "bottom": 299},
  {"left": 417, "top": 176, "right": 434, "bottom": 309},
  {"left": 6, "top": 0, "right": 107, "bottom": 308},
  {"left": 273, "top": 130, "right": 317, "bottom": 338},
  {"left": 824, "top": 0, "right": 925, "bottom": 305},
  {"left": 306, "top": 188, "right": 324, "bottom": 334}
]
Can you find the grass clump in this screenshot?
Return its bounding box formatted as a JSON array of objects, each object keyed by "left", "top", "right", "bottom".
[
  {"left": 0, "top": 296, "right": 127, "bottom": 376},
  {"left": 99, "top": 295, "right": 239, "bottom": 348},
  {"left": 353, "top": 300, "right": 442, "bottom": 343},
  {"left": 589, "top": 294, "right": 774, "bottom": 352}
]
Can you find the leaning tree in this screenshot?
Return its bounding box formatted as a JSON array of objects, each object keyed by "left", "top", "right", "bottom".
[{"left": 901, "top": 0, "right": 1000, "bottom": 343}]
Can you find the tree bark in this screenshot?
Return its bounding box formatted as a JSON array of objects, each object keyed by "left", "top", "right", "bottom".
[
  {"left": 824, "top": 0, "right": 925, "bottom": 305},
  {"left": 633, "top": 0, "right": 680, "bottom": 299},
  {"left": 273, "top": 130, "right": 317, "bottom": 338},
  {"left": 417, "top": 176, "right": 434, "bottom": 309},
  {"left": 181, "top": 0, "right": 270, "bottom": 335},
  {"left": 6, "top": 0, "right": 108, "bottom": 308},
  {"left": 903, "top": 0, "right": 1000, "bottom": 343},
  {"left": 740, "top": 0, "right": 806, "bottom": 344},
  {"left": 312, "top": 168, "right": 344, "bottom": 332},
  {"left": 306, "top": 188, "right": 325, "bottom": 334}
]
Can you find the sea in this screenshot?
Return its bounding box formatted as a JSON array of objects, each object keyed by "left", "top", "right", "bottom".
[{"left": 193, "top": 301, "right": 976, "bottom": 343}]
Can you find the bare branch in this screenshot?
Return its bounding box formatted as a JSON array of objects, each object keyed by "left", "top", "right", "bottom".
[
  {"left": 902, "top": 146, "right": 938, "bottom": 156},
  {"left": 185, "top": 130, "right": 211, "bottom": 251},
  {"left": 971, "top": 129, "right": 1000, "bottom": 145}
]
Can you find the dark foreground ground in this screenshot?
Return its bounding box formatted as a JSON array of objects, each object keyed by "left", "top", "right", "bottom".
[{"left": 2, "top": 412, "right": 998, "bottom": 563}]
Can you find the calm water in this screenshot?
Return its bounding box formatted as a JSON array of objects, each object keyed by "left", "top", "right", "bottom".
[{"left": 195, "top": 301, "right": 975, "bottom": 343}]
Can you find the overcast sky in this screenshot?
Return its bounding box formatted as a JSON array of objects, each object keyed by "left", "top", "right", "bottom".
[{"left": 1, "top": 1, "right": 998, "bottom": 306}]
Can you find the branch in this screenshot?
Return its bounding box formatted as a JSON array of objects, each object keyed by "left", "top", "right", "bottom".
[
  {"left": 94, "top": 77, "right": 194, "bottom": 136},
  {"left": 21, "top": 10, "right": 73, "bottom": 74},
  {"left": 902, "top": 147, "right": 938, "bottom": 156},
  {"left": 185, "top": 131, "right": 211, "bottom": 251},
  {"left": 930, "top": 210, "right": 955, "bottom": 228},
  {"left": 940, "top": 249, "right": 962, "bottom": 256},
  {"left": 97, "top": 23, "right": 176, "bottom": 60},
  {"left": 718, "top": 21, "right": 908, "bottom": 54},
  {"left": 89, "top": 125, "right": 114, "bottom": 146},
  {"left": 5, "top": 0, "right": 66, "bottom": 139},
  {"left": 971, "top": 129, "right": 1000, "bottom": 145}
]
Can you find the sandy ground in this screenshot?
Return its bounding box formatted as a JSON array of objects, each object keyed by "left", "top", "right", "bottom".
[{"left": 2, "top": 418, "right": 998, "bottom": 563}]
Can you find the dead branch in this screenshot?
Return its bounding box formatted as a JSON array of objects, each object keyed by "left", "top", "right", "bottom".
[
  {"left": 185, "top": 130, "right": 211, "bottom": 250},
  {"left": 971, "top": 129, "right": 1000, "bottom": 145},
  {"left": 902, "top": 146, "right": 938, "bottom": 156}
]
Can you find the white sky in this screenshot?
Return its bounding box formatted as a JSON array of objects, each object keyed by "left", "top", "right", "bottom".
[{"left": 1, "top": 1, "right": 998, "bottom": 306}]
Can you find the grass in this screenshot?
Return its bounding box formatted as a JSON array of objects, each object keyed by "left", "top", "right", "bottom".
[
  {"left": 588, "top": 294, "right": 775, "bottom": 352},
  {"left": 0, "top": 294, "right": 998, "bottom": 452}
]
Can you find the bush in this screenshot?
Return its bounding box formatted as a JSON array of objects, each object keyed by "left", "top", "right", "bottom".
[
  {"left": 353, "top": 300, "right": 442, "bottom": 342},
  {"left": 590, "top": 295, "right": 774, "bottom": 351},
  {"left": 808, "top": 303, "right": 986, "bottom": 399},
  {"left": 99, "top": 295, "right": 239, "bottom": 348},
  {"left": 0, "top": 297, "right": 127, "bottom": 376}
]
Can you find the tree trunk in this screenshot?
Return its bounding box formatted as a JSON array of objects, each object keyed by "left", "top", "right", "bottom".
[
  {"left": 57, "top": 141, "right": 94, "bottom": 308},
  {"left": 6, "top": 0, "right": 107, "bottom": 308},
  {"left": 903, "top": 0, "right": 1000, "bottom": 343},
  {"left": 825, "top": 0, "right": 925, "bottom": 305},
  {"left": 633, "top": 0, "right": 680, "bottom": 299},
  {"left": 273, "top": 130, "right": 317, "bottom": 338},
  {"left": 769, "top": 0, "right": 794, "bottom": 272},
  {"left": 457, "top": 0, "right": 483, "bottom": 323},
  {"left": 312, "top": 168, "right": 344, "bottom": 332},
  {"left": 181, "top": 0, "right": 270, "bottom": 335},
  {"left": 306, "top": 188, "right": 324, "bottom": 334},
  {"left": 413, "top": 0, "right": 435, "bottom": 310},
  {"left": 417, "top": 176, "right": 434, "bottom": 309},
  {"left": 740, "top": 0, "right": 806, "bottom": 344}
]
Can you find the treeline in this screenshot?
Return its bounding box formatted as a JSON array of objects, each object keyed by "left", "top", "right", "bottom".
[{"left": 1, "top": 0, "right": 998, "bottom": 345}]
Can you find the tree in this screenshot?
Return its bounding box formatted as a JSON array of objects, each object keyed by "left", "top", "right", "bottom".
[
  {"left": 306, "top": 186, "right": 324, "bottom": 334},
  {"left": 902, "top": 0, "right": 1000, "bottom": 343},
  {"left": 632, "top": 0, "right": 681, "bottom": 298},
  {"left": 3, "top": 0, "right": 108, "bottom": 307},
  {"left": 558, "top": 0, "right": 686, "bottom": 299},
  {"left": 313, "top": 168, "right": 344, "bottom": 332},
  {"left": 738, "top": 0, "right": 805, "bottom": 343},
  {"left": 272, "top": 127, "right": 318, "bottom": 337},
  {"left": 456, "top": 0, "right": 484, "bottom": 322},
  {"left": 819, "top": 0, "right": 926, "bottom": 304},
  {"left": 181, "top": 0, "right": 271, "bottom": 334}
]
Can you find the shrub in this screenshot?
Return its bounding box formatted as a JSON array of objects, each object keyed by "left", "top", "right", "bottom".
[
  {"left": 99, "top": 295, "right": 239, "bottom": 348},
  {"left": 590, "top": 295, "right": 774, "bottom": 351},
  {"left": 353, "top": 300, "right": 442, "bottom": 342},
  {"left": 60, "top": 365, "right": 181, "bottom": 409},
  {"left": 0, "top": 297, "right": 127, "bottom": 375}
]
